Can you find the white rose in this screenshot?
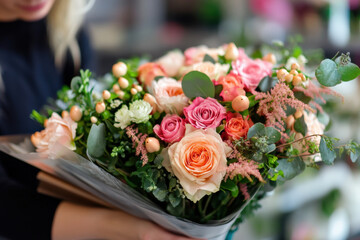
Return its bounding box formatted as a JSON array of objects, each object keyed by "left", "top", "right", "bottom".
[
  {"left": 156, "top": 50, "right": 184, "bottom": 77},
  {"left": 129, "top": 100, "right": 152, "bottom": 123},
  {"left": 150, "top": 77, "right": 189, "bottom": 115},
  {"left": 114, "top": 105, "right": 131, "bottom": 129},
  {"left": 180, "top": 62, "right": 229, "bottom": 81}
]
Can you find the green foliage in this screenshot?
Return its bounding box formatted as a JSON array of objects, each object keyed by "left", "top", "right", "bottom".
[
  {"left": 203, "top": 54, "right": 216, "bottom": 64},
  {"left": 258, "top": 76, "right": 277, "bottom": 92},
  {"left": 220, "top": 179, "right": 239, "bottom": 198},
  {"left": 87, "top": 123, "right": 106, "bottom": 158},
  {"left": 294, "top": 115, "right": 307, "bottom": 136},
  {"left": 182, "top": 71, "right": 215, "bottom": 99},
  {"left": 30, "top": 110, "right": 47, "bottom": 125},
  {"left": 319, "top": 137, "right": 337, "bottom": 165},
  {"left": 276, "top": 157, "right": 305, "bottom": 183},
  {"left": 315, "top": 53, "right": 360, "bottom": 87}
]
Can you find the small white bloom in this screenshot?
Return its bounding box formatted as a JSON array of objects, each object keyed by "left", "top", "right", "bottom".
[
  {"left": 129, "top": 100, "right": 152, "bottom": 123},
  {"left": 110, "top": 99, "right": 122, "bottom": 108},
  {"left": 114, "top": 105, "right": 131, "bottom": 129}
]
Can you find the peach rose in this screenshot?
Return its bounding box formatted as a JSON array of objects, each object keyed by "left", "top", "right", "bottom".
[
  {"left": 224, "top": 112, "right": 253, "bottom": 140},
  {"left": 162, "top": 125, "right": 231, "bottom": 202},
  {"left": 138, "top": 62, "right": 167, "bottom": 87},
  {"left": 184, "top": 45, "right": 225, "bottom": 65},
  {"left": 31, "top": 112, "right": 77, "bottom": 155},
  {"left": 156, "top": 50, "right": 184, "bottom": 77},
  {"left": 150, "top": 77, "right": 189, "bottom": 115},
  {"left": 214, "top": 73, "right": 245, "bottom": 101},
  {"left": 180, "top": 62, "right": 229, "bottom": 81}
]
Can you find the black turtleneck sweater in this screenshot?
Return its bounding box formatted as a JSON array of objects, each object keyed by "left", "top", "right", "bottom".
[{"left": 0, "top": 18, "right": 94, "bottom": 240}]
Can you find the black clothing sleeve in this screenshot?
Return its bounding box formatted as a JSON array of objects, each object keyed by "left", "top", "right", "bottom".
[{"left": 0, "top": 151, "right": 60, "bottom": 240}]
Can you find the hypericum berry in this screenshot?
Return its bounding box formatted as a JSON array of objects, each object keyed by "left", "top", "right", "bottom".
[
  {"left": 285, "top": 74, "right": 293, "bottom": 83},
  {"left": 225, "top": 42, "right": 239, "bottom": 61},
  {"left": 70, "top": 105, "right": 82, "bottom": 121},
  {"left": 102, "top": 90, "right": 111, "bottom": 100},
  {"left": 286, "top": 115, "right": 295, "bottom": 129},
  {"left": 232, "top": 95, "right": 250, "bottom": 112},
  {"left": 118, "top": 77, "right": 129, "bottom": 89},
  {"left": 130, "top": 88, "right": 138, "bottom": 95},
  {"left": 262, "top": 53, "right": 277, "bottom": 65},
  {"left": 90, "top": 116, "right": 98, "bottom": 124},
  {"left": 61, "top": 111, "right": 69, "bottom": 118},
  {"left": 291, "top": 63, "right": 300, "bottom": 70},
  {"left": 292, "top": 75, "right": 302, "bottom": 86},
  {"left": 277, "top": 69, "right": 288, "bottom": 81},
  {"left": 96, "top": 102, "right": 106, "bottom": 114},
  {"left": 289, "top": 69, "right": 298, "bottom": 76},
  {"left": 43, "top": 119, "right": 48, "bottom": 127},
  {"left": 113, "top": 84, "right": 120, "bottom": 92},
  {"left": 134, "top": 85, "right": 143, "bottom": 92},
  {"left": 298, "top": 73, "right": 306, "bottom": 82},
  {"left": 116, "top": 90, "right": 125, "bottom": 99},
  {"left": 112, "top": 62, "right": 127, "bottom": 78},
  {"left": 294, "top": 109, "right": 303, "bottom": 119},
  {"left": 145, "top": 137, "right": 160, "bottom": 153},
  {"left": 143, "top": 93, "right": 157, "bottom": 113}
]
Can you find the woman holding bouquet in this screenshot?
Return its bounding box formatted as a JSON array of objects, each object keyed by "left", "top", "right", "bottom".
[{"left": 0, "top": 0, "right": 198, "bottom": 239}]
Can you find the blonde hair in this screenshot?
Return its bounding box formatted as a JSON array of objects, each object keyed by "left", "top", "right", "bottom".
[{"left": 47, "top": 0, "right": 95, "bottom": 70}]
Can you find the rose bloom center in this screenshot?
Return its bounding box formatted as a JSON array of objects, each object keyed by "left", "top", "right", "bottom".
[
  {"left": 165, "top": 87, "right": 183, "bottom": 97},
  {"left": 183, "top": 143, "right": 215, "bottom": 177},
  {"left": 244, "top": 65, "right": 260, "bottom": 75}
]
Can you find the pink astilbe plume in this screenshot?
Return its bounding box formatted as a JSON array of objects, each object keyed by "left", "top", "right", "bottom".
[
  {"left": 255, "top": 82, "right": 313, "bottom": 132},
  {"left": 294, "top": 81, "right": 343, "bottom": 112},
  {"left": 125, "top": 125, "right": 149, "bottom": 166},
  {"left": 239, "top": 183, "right": 250, "bottom": 200}
]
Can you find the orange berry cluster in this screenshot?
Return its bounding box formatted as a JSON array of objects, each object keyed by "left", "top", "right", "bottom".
[{"left": 277, "top": 63, "right": 306, "bottom": 86}]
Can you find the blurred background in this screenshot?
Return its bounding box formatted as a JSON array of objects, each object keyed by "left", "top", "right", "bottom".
[{"left": 84, "top": 0, "right": 360, "bottom": 239}]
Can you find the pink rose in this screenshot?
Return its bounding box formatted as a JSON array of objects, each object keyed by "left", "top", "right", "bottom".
[
  {"left": 231, "top": 58, "right": 273, "bottom": 92},
  {"left": 154, "top": 115, "right": 185, "bottom": 143},
  {"left": 156, "top": 50, "right": 184, "bottom": 77},
  {"left": 184, "top": 97, "right": 226, "bottom": 129},
  {"left": 31, "top": 112, "right": 77, "bottom": 155},
  {"left": 150, "top": 77, "right": 189, "bottom": 115},
  {"left": 184, "top": 45, "right": 225, "bottom": 65},
  {"left": 214, "top": 73, "right": 245, "bottom": 101},
  {"left": 161, "top": 125, "right": 231, "bottom": 202},
  {"left": 180, "top": 62, "right": 229, "bottom": 81},
  {"left": 138, "top": 62, "right": 167, "bottom": 87}
]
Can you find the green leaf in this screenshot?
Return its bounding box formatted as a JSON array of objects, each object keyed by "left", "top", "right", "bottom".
[
  {"left": 182, "top": 71, "right": 215, "bottom": 99},
  {"left": 315, "top": 59, "right": 341, "bottom": 87},
  {"left": 214, "top": 84, "right": 223, "bottom": 100},
  {"left": 294, "top": 92, "right": 312, "bottom": 104},
  {"left": 338, "top": 62, "right": 360, "bottom": 81},
  {"left": 169, "top": 191, "right": 182, "bottom": 208},
  {"left": 87, "top": 123, "right": 106, "bottom": 158},
  {"left": 258, "top": 76, "right": 277, "bottom": 92},
  {"left": 203, "top": 54, "right": 216, "bottom": 64},
  {"left": 320, "top": 137, "right": 336, "bottom": 165},
  {"left": 220, "top": 179, "right": 239, "bottom": 197},
  {"left": 30, "top": 110, "right": 47, "bottom": 125},
  {"left": 265, "top": 144, "right": 276, "bottom": 153},
  {"left": 317, "top": 112, "right": 330, "bottom": 128},
  {"left": 292, "top": 46, "right": 302, "bottom": 58},
  {"left": 350, "top": 146, "right": 360, "bottom": 163},
  {"left": 276, "top": 157, "right": 305, "bottom": 183},
  {"left": 294, "top": 115, "right": 307, "bottom": 136},
  {"left": 264, "top": 127, "right": 281, "bottom": 144},
  {"left": 70, "top": 76, "right": 82, "bottom": 92},
  {"left": 247, "top": 123, "right": 265, "bottom": 139},
  {"left": 153, "top": 188, "right": 167, "bottom": 201}
]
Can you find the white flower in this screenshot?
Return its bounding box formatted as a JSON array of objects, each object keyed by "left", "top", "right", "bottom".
[
  {"left": 129, "top": 100, "right": 152, "bottom": 123},
  {"left": 180, "top": 62, "right": 229, "bottom": 81},
  {"left": 285, "top": 55, "right": 308, "bottom": 69},
  {"left": 150, "top": 77, "right": 189, "bottom": 115},
  {"left": 114, "top": 105, "right": 131, "bottom": 129},
  {"left": 110, "top": 99, "right": 123, "bottom": 108}
]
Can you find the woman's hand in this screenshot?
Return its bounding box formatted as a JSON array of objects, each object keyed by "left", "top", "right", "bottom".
[{"left": 52, "top": 201, "right": 205, "bottom": 240}]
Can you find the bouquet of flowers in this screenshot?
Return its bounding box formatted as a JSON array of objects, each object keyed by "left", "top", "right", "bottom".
[{"left": 29, "top": 42, "right": 360, "bottom": 239}]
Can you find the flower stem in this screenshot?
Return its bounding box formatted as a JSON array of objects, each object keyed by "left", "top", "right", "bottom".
[{"left": 276, "top": 134, "right": 324, "bottom": 149}]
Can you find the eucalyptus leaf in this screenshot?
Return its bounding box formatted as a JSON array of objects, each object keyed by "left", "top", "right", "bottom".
[
  {"left": 203, "top": 54, "right": 216, "bottom": 64},
  {"left": 276, "top": 157, "right": 305, "bottom": 183},
  {"left": 294, "top": 115, "right": 307, "bottom": 136},
  {"left": 87, "top": 123, "right": 106, "bottom": 158},
  {"left": 315, "top": 59, "right": 341, "bottom": 87},
  {"left": 169, "top": 192, "right": 181, "bottom": 207},
  {"left": 264, "top": 127, "right": 281, "bottom": 144},
  {"left": 338, "top": 63, "right": 360, "bottom": 81},
  {"left": 265, "top": 144, "right": 276, "bottom": 153},
  {"left": 247, "top": 123, "right": 265, "bottom": 139},
  {"left": 350, "top": 147, "right": 360, "bottom": 163},
  {"left": 294, "top": 92, "right": 312, "bottom": 104},
  {"left": 258, "top": 76, "right": 277, "bottom": 92},
  {"left": 70, "top": 76, "right": 82, "bottom": 92},
  {"left": 182, "top": 71, "right": 215, "bottom": 99},
  {"left": 320, "top": 137, "right": 336, "bottom": 165},
  {"left": 153, "top": 188, "right": 168, "bottom": 201}
]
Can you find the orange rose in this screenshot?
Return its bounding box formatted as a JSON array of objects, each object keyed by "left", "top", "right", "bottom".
[
  {"left": 224, "top": 113, "right": 253, "bottom": 140},
  {"left": 162, "top": 125, "right": 231, "bottom": 202},
  {"left": 138, "top": 62, "right": 167, "bottom": 87}
]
